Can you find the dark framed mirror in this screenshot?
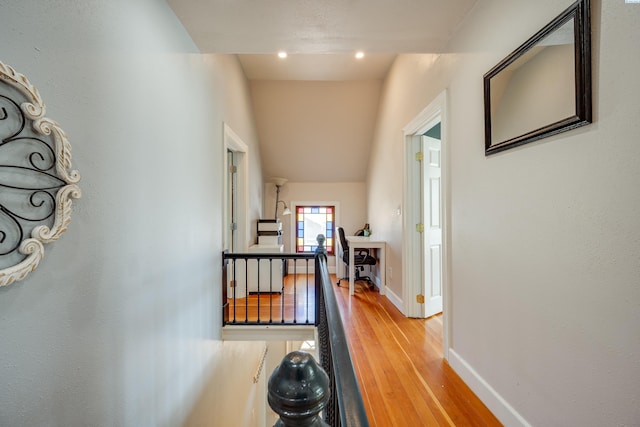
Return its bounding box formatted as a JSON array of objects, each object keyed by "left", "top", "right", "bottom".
[{"left": 483, "top": 0, "right": 591, "bottom": 155}]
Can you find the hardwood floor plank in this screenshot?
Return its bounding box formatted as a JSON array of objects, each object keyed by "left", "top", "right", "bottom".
[
  {"left": 334, "top": 278, "right": 502, "bottom": 426},
  {"left": 347, "top": 288, "right": 454, "bottom": 426}
]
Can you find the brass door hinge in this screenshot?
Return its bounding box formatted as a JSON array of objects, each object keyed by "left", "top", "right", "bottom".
[
  {"left": 416, "top": 294, "right": 425, "bottom": 304},
  {"left": 415, "top": 152, "right": 423, "bottom": 161},
  {"left": 416, "top": 223, "right": 424, "bottom": 233}
]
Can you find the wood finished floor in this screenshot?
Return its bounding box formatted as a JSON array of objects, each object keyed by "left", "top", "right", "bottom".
[
  {"left": 228, "top": 274, "right": 502, "bottom": 426},
  {"left": 334, "top": 278, "right": 501, "bottom": 426},
  {"left": 227, "top": 273, "right": 317, "bottom": 324}
]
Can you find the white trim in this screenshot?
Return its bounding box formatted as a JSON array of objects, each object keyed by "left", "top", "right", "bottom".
[
  {"left": 403, "top": 91, "right": 446, "bottom": 134},
  {"left": 401, "top": 90, "right": 451, "bottom": 361},
  {"left": 223, "top": 123, "right": 249, "bottom": 252},
  {"left": 448, "top": 349, "right": 531, "bottom": 427},
  {"left": 384, "top": 286, "right": 404, "bottom": 314},
  {"left": 224, "top": 122, "right": 248, "bottom": 152},
  {"left": 222, "top": 325, "right": 316, "bottom": 342}
]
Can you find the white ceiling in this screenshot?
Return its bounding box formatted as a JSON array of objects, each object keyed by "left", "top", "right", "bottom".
[
  {"left": 166, "top": 0, "right": 477, "bottom": 182},
  {"left": 237, "top": 53, "right": 397, "bottom": 81},
  {"left": 167, "top": 0, "right": 476, "bottom": 54},
  {"left": 167, "top": 0, "right": 477, "bottom": 80}
]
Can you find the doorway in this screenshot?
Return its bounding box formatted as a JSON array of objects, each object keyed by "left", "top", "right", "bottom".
[
  {"left": 223, "top": 123, "right": 249, "bottom": 252},
  {"left": 421, "top": 125, "right": 443, "bottom": 318},
  {"left": 402, "top": 90, "right": 450, "bottom": 360},
  {"left": 227, "top": 149, "right": 238, "bottom": 252},
  {"left": 223, "top": 124, "right": 249, "bottom": 298}
]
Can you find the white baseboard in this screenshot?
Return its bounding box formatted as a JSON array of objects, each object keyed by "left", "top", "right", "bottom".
[
  {"left": 448, "top": 349, "right": 531, "bottom": 427},
  {"left": 384, "top": 287, "right": 405, "bottom": 314}
]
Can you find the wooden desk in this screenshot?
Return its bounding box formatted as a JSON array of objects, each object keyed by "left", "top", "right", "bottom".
[{"left": 346, "top": 236, "right": 386, "bottom": 296}]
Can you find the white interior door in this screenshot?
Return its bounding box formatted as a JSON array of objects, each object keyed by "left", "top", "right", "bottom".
[
  {"left": 422, "top": 135, "right": 443, "bottom": 317},
  {"left": 227, "top": 149, "right": 238, "bottom": 252}
]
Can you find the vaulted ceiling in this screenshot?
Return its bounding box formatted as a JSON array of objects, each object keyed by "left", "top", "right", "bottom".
[{"left": 167, "top": 0, "right": 477, "bottom": 182}]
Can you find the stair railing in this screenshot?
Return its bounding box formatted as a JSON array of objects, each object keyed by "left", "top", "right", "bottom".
[{"left": 266, "top": 235, "right": 369, "bottom": 427}]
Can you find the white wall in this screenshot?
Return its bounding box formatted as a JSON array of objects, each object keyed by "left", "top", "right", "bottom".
[
  {"left": 0, "top": 0, "right": 262, "bottom": 425},
  {"left": 206, "top": 54, "right": 265, "bottom": 233},
  {"left": 184, "top": 341, "right": 271, "bottom": 427},
  {"left": 264, "top": 181, "right": 367, "bottom": 272},
  {"left": 368, "top": 0, "right": 640, "bottom": 425},
  {"left": 250, "top": 80, "right": 382, "bottom": 183}
]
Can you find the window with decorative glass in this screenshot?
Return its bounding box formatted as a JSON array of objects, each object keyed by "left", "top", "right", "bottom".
[{"left": 295, "top": 206, "right": 335, "bottom": 254}]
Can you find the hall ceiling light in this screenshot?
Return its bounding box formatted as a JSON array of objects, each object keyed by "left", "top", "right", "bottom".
[
  {"left": 355, "top": 51, "right": 365, "bottom": 59},
  {"left": 278, "top": 51, "right": 288, "bottom": 59}
]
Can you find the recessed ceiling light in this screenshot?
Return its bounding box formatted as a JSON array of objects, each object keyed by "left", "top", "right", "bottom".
[
  {"left": 355, "top": 51, "right": 365, "bottom": 59},
  {"left": 278, "top": 51, "right": 288, "bottom": 59}
]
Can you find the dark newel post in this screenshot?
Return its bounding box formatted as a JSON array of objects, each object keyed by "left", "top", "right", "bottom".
[
  {"left": 315, "top": 234, "right": 326, "bottom": 256},
  {"left": 268, "top": 351, "right": 330, "bottom": 427},
  {"left": 314, "top": 235, "right": 326, "bottom": 327}
]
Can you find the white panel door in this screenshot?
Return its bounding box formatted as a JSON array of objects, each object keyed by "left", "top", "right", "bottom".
[{"left": 423, "top": 135, "right": 443, "bottom": 318}]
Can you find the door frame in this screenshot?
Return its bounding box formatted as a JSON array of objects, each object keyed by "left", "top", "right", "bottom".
[
  {"left": 402, "top": 90, "right": 451, "bottom": 360},
  {"left": 223, "top": 123, "right": 249, "bottom": 252}
]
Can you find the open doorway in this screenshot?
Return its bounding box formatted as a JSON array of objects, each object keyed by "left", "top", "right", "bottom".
[
  {"left": 402, "top": 90, "right": 450, "bottom": 360},
  {"left": 223, "top": 123, "right": 249, "bottom": 252},
  {"left": 223, "top": 124, "right": 249, "bottom": 298},
  {"left": 420, "top": 124, "right": 443, "bottom": 318}
]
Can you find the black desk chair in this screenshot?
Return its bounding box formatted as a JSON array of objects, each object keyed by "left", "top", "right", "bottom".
[{"left": 336, "top": 226, "right": 377, "bottom": 288}]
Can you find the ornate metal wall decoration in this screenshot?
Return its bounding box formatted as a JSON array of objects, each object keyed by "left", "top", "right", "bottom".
[{"left": 0, "top": 61, "right": 81, "bottom": 287}]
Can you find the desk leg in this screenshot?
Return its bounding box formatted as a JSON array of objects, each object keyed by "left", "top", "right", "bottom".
[
  {"left": 349, "top": 247, "right": 355, "bottom": 296},
  {"left": 379, "top": 245, "right": 386, "bottom": 295}
]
